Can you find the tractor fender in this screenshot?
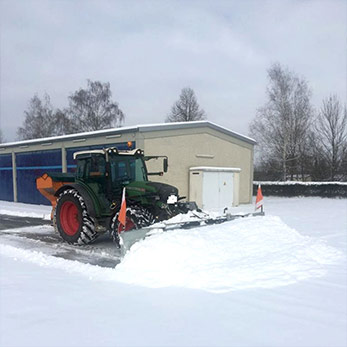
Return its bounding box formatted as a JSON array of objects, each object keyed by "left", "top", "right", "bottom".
[{"left": 54, "top": 183, "right": 96, "bottom": 218}]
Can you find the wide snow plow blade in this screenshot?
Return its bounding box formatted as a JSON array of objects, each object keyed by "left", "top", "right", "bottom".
[
  {"left": 118, "top": 227, "right": 153, "bottom": 255},
  {"left": 118, "top": 210, "right": 265, "bottom": 254}
]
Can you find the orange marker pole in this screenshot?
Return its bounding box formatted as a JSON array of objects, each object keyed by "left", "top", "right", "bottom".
[
  {"left": 118, "top": 187, "right": 127, "bottom": 232},
  {"left": 255, "top": 184, "right": 264, "bottom": 212}
]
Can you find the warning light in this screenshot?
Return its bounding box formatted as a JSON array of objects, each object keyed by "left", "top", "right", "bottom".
[{"left": 127, "top": 141, "right": 133, "bottom": 148}]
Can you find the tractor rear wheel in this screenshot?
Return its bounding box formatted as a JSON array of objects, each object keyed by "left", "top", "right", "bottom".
[
  {"left": 110, "top": 205, "right": 154, "bottom": 246},
  {"left": 55, "top": 189, "right": 98, "bottom": 245}
]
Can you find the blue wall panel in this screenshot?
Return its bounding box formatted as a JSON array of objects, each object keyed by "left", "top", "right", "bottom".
[
  {"left": 11, "top": 142, "right": 135, "bottom": 205},
  {"left": 0, "top": 154, "right": 13, "bottom": 201},
  {"left": 16, "top": 150, "right": 62, "bottom": 205},
  {"left": 66, "top": 142, "right": 135, "bottom": 172}
]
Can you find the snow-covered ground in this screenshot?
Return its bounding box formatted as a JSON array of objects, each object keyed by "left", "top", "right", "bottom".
[{"left": 0, "top": 197, "right": 346, "bottom": 347}]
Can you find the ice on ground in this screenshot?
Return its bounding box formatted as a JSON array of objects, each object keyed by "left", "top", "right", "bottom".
[
  {"left": 1, "top": 215, "right": 343, "bottom": 293},
  {"left": 0, "top": 243, "right": 117, "bottom": 280},
  {"left": 0, "top": 200, "right": 51, "bottom": 219}
]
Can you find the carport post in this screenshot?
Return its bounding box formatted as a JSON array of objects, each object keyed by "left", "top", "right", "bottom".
[
  {"left": 61, "top": 146, "right": 67, "bottom": 173},
  {"left": 12, "top": 151, "right": 17, "bottom": 202}
]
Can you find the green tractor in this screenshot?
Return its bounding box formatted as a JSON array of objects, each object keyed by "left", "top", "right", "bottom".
[{"left": 37, "top": 147, "right": 194, "bottom": 247}]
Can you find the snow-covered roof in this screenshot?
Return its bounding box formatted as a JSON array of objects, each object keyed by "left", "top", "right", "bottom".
[
  {"left": 0, "top": 121, "right": 256, "bottom": 149},
  {"left": 254, "top": 181, "right": 347, "bottom": 186},
  {"left": 190, "top": 166, "right": 241, "bottom": 172}
]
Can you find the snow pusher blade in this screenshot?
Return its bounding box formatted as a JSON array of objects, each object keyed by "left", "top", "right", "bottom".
[{"left": 116, "top": 208, "right": 265, "bottom": 254}]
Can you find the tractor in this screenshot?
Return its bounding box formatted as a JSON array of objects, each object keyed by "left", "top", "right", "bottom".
[{"left": 36, "top": 146, "right": 193, "bottom": 247}]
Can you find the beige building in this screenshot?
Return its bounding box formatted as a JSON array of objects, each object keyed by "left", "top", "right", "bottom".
[
  {"left": 0, "top": 121, "right": 256, "bottom": 205},
  {"left": 140, "top": 122, "right": 255, "bottom": 204}
]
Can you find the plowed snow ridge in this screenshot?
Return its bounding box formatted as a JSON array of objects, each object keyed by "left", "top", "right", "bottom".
[{"left": 0, "top": 216, "right": 343, "bottom": 292}]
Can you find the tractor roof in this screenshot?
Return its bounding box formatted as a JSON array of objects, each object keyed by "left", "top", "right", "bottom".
[{"left": 73, "top": 148, "right": 144, "bottom": 160}]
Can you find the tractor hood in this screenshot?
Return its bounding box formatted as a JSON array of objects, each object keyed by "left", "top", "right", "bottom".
[
  {"left": 126, "top": 181, "right": 179, "bottom": 203},
  {"left": 146, "top": 182, "right": 179, "bottom": 202}
]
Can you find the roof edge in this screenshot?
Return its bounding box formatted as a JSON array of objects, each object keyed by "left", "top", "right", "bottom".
[
  {"left": 0, "top": 121, "right": 256, "bottom": 149},
  {"left": 135, "top": 121, "right": 256, "bottom": 145}
]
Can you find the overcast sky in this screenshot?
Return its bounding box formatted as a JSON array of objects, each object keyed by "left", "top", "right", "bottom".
[{"left": 0, "top": 0, "right": 346, "bottom": 142}]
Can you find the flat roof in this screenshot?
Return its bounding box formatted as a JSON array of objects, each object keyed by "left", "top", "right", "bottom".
[
  {"left": 190, "top": 166, "right": 241, "bottom": 172},
  {"left": 0, "top": 121, "right": 256, "bottom": 149}
]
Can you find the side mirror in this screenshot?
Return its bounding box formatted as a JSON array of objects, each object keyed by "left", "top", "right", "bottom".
[{"left": 163, "top": 158, "right": 168, "bottom": 172}]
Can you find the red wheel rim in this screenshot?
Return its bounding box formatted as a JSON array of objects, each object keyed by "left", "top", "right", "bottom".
[
  {"left": 60, "top": 201, "right": 80, "bottom": 236},
  {"left": 118, "top": 216, "right": 135, "bottom": 233}
]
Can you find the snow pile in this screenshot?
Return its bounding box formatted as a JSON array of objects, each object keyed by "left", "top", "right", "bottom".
[{"left": 115, "top": 216, "right": 344, "bottom": 292}]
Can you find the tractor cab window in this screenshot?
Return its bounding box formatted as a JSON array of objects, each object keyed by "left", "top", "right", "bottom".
[
  {"left": 76, "top": 161, "right": 85, "bottom": 178},
  {"left": 117, "top": 161, "right": 127, "bottom": 179},
  {"left": 110, "top": 155, "right": 147, "bottom": 185},
  {"left": 90, "top": 156, "right": 106, "bottom": 176},
  {"left": 78, "top": 155, "right": 106, "bottom": 179}
]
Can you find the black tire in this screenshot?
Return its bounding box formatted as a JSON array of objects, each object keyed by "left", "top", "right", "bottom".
[
  {"left": 54, "top": 189, "right": 98, "bottom": 245},
  {"left": 110, "top": 205, "right": 154, "bottom": 245}
]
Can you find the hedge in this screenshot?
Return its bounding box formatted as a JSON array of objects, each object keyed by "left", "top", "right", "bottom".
[{"left": 253, "top": 181, "right": 347, "bottom": 198}]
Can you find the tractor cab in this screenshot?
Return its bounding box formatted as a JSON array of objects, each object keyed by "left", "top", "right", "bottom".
[
  {"left": 74, "top": 148, "right": 146, "bottom": 182},
  {"left": 73, "top": 148, "right": 169, "bottom": 199}
]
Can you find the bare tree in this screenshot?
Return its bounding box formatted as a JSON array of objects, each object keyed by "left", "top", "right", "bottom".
[
  {"left": 17, "top": 94, "right": 73, "bottom": 140},
  {"left": 341, "top": 139, "right": 347, "bottom": 181},
  {"left": 53, "top": 109, "right": 74, "bottom": 136},
  {"left": 316, "top": 95, "right": 347, "bottom": 180},
  {"left": 17, "top": 81, "right": 124, "bottom": 140},
  {"left": 17, "top": 94, "right": 57, "bottom": 140},
  {"left": 68, "top": 80, "right": 124, "bottom": 132},
  {"left": 166, "top": 87, "right": 206, "bottom": 122},
  {"left": 0, "top": 129, "right": 4, "bottom": 143},
  {"left": 249, "top": 63, "right": 313, "bottom": 180}
]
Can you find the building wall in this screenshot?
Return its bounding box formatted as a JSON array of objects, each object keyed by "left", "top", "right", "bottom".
[
  {"left": 142, "top": 127, "right": 254, "bottom": 204},
  {"left": 0, "top": 154, "right": 13, "bottom": 201},
  {"left": 16, "top": 150, "right": 62, "bottom": 204}
]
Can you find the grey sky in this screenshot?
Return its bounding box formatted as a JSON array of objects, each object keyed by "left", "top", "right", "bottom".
[{"left": 0, "top": 0, "right": 345, "bottom": 142}]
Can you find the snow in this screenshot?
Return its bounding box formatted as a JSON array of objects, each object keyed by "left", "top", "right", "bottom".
[
  {"left": 151, "top": 210, "right": 210, "bottom": 225},
  {"left": 0, "top": 197, "right": 346, "bottom": 347},
  {"left": 0, "top": 200, "right": 51, "bottom": 219},
  {"left": 255, "top": 180, "right": 347, "bottom": 186},
  {"left": 115, "top": 216, "right": 343, "bottom": 292},
  {"left": 1, "top": 216, "right": 342, "bottom": 293}
]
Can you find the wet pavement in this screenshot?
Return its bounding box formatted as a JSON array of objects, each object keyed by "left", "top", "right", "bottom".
[
  {"left": 0, "top": 214, "right": 121, "bottom": 268},
  {"left": 0, "top": 214, "right": 51, "bottom": 230}
]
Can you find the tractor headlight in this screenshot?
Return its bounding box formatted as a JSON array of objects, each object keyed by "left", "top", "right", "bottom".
[{"left": 167, "top": 194, "right": 178, "bottom": 204}]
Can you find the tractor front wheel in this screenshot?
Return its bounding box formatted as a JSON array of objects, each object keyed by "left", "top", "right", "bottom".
[
  {"left": 110, "top": 205, "right": 154, "bottom": 247},
  {"left": 55, "top": 189, "right": 98, "bottom": 245}
]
